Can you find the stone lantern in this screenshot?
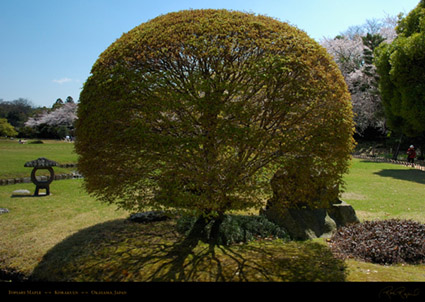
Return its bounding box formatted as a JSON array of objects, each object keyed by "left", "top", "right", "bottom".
[{"left": 24, "top": 157, "right": 58, "bottom": 196}]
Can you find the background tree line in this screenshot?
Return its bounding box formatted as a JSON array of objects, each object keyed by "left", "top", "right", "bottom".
[
  {"left": 322, "top": 1, "right": 425, "bottom": 159},
  {"left": 0, "top": 96, "right": 77, "bottom": 139}
]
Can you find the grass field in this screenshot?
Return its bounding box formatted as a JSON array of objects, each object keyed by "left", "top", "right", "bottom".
[
  {"left": 1, "top": 141, "right": 424, "bottom": 281},
  {"left": 342, "top": 159, "right": 425, "bottom": 223},
  {"left": 0, "top": 139, "right": 77, "bottom": 179}
]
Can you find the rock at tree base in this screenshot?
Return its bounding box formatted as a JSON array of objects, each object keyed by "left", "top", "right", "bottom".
[
  {"left": 129, "top": 211, "right": 169, "bottom": 223},
  {"left": 261, "top": 200, "right": 359, "bottom": 240},
  {"left": 262, "top": 207, "right": 336, "bottom": 240},
  {"left": 328, "top": 200, "right": 360, "bottom": 227}
]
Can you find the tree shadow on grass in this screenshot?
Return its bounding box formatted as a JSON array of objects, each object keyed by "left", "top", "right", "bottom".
[
  {"left": 30, "top": 218, "right": 346, "bottom": 282},
  {"left": 373, "top": 169, "right": 425, "bottom": 185}
]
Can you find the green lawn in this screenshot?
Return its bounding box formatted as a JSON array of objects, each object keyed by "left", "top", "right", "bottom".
[
  {"left": 0, "top": 139, "right": 78, "bottom": 179},
  {"left": 1, "top": 154, "right": 424, "bottom": 281},
  {"left": 342, "top": 159, "right": 425, "bottom": 223}
]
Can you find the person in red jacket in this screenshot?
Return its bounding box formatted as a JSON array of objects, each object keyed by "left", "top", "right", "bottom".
[{"left": 407, "top": 145, "right": 416, "bottom": 164}]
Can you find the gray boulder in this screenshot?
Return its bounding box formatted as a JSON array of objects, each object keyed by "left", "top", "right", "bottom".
[
  {"left": 261, "top": 200, "right": 359, "bottom": 241},
  {"left": 0, "top": 208, "right": 9, "bottom": 214},
  {"left": 328, "top": 200, "right": 360, "bottom": 227},
  {"left": 12, "top": 189, "right": 31, "bottom": 195}
]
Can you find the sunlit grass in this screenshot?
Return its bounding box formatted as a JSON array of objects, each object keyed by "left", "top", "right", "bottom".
[
  {"left": 0, "top": 139, "right": 77, "bottom": 179},
  {"left": 0, "top": 180, "right": 127, "bottom": 275},
  {"left": 341, "top": 158, "right": 425, "bottom": 223}
]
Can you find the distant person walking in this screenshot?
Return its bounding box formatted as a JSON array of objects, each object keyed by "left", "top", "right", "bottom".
[{"left": 407, "top": 145, "right": 416, "bottom": 164}]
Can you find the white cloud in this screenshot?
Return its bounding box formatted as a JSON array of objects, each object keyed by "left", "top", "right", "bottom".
[{"left": 52, "top": 77, "right": 76, "bottom": 84}]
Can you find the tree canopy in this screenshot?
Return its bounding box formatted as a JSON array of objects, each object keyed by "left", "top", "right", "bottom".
[
  {"left": 75, "top": 9, "right": 355, "bottom": 218},
  {"left": 375, "top": 0, "right": 425, "bottom": 137},
  {"left": 0, "top": 98, "right": 34, "bottom": 129},
  {"left": 0, "top": 118, "right": 18, "bottom": 137}
]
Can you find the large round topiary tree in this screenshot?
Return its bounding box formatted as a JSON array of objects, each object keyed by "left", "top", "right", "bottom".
[{"left": 75, "top": 9, "right": 355, "bottom": 233}]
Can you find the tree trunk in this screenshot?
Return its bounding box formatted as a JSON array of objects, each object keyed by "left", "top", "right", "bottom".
[
  {"left": 186, "top": 216, "right": 209, "bottom": 243},
  {"left": 185, "top": 213, "right": 225, "bottom": 245},
  {"left": 209, "top": 213, "right": 225, "bottom": 245},
  {"left": 392, "top": 133, "right": 403, "bottom": 160}
]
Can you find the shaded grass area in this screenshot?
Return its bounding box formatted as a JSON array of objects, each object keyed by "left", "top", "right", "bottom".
[
  {"left": 30, "top": 219, "right": 346, "bottom": 282},
  {"left": 0, "top": 180, "right": 346, "bottom": 282},
  {"left": 0, "top": 139, "right": 77, "bottom": 179}
]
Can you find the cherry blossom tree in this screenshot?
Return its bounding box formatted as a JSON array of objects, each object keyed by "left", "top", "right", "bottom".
[
  {"left": 321, "top": 36, "right": 364, "bottom": 76},
  {"left": 25, "top": 102, "right": 77, "bottom": 128},
  {"left": 321, "top": 16, "right": 399, "bottom": 134}
]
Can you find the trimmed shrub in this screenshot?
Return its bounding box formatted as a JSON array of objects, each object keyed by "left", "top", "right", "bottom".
[
  {"left": 176, "top": 214, "right": 288, "bottom": 245},
  {"left": 329, "top": 219, "right": 425, "bottom": 264},
  {"left": 75, "top": 9, "right": 355, "bottom": 218}
]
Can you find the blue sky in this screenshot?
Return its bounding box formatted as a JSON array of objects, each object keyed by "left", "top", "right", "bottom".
[{"left": 0, "top": 0, "right": 420, "bottom": 108}]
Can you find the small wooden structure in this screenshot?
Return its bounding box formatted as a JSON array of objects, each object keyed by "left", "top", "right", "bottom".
[{"left": 24, "top": 157, "right": 58, "bottom": 196}]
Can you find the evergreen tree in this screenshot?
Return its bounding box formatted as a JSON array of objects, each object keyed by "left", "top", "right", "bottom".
[
  {"left": 52, "top": 98, "right": 64, "bottom": 110},
  {"left": 65, "top": 96, "right": 74, "bottom": 103},
  {"left": 362, "top": 33, "right": 385, "bottom": 77},
  {"left": 375, "top": 0, "right": 425, "bottom": 155}
]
